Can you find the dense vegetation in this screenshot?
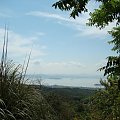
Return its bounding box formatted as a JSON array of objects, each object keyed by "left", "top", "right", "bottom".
[
  {"left": 0, "top": 0, "right": 120, "bottom": 119},
  {"left": 40, "top": 86, "right": 96, "bottom": 120}
]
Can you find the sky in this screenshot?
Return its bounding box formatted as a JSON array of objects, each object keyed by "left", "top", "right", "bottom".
[{"left": 0, "top": 0, "right": 116, "bottom": 79}]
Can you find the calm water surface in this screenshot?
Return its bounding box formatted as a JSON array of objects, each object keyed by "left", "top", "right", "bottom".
[{"left": 28, "top": 74, "right": 103, "bottom": 88}]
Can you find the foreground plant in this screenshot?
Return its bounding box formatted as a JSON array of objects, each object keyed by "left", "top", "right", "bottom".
[{"left": 0, "top": 27, "right": 58, "bottom": 120}]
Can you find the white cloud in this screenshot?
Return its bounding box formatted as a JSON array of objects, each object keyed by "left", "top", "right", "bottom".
[
  {"left": 27, "top": 11, "right": 67, "bottom": 20},
  {"left": 40, "top": 45, "right": 47, "bottom": 49},
  {"left": 28, "top": 60, "right": 102, "bottom": 76},
  {"left": 28, "top": 61, "right": 84, "bottom": 74},
  {"left": 0, "top": 12, "right": 11, "bottom": 18},
  {"left": 75, "top": 23, "right": 115, "bottom": 38},
  {"left": 26, "top": 0, "right": 116, "bottom": 39},
  {"left": 0, "top": 28, "right": 46, "bottom": 64},
  {"left": 26, "top": 10, "right": 115, "bottom": 38},
  {"left": 27, "top": 11, "right": 88, "bottom": 25},
  {"left": 0, "top": 27, "right": 102, "bottom": 76},
  {"left": 35, "top": 32, "right": 46, "bottom": 36}
]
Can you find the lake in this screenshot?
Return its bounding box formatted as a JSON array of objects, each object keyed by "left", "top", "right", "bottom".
[{"left": 27, "top": 74, "right": 103, "bottom": 88}]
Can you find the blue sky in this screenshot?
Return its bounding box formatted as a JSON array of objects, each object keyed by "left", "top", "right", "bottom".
[{"left": 0, "top": 0, "right": 116, "bottom": 78}]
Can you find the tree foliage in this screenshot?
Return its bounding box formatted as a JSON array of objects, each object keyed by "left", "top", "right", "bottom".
[
  {"left": 53, "top": 0, "right": 120, "bottom": 81},
  {"left": 99, "top": 27, "right": 120, "bottom": 76},
  {"left": 88, "top": 0, "right": 120, "bottom": 28},
  {"left": 99, "top": 27, "right": 120, "bottom": 90},
  {"left": 108, "top": 27, "right": 120, "bottom": 54},
  {"left": 52, "top": 0, "right": 89, "bottom": 19},
  {"left": 53, "top": 0, "right": 120, "bottom": 28},
  {"left": 53, "top": 0, "right": 120, "bottom": 119},
  {"left": 88, "top": 75, "right": 120, "bottom": 120}
]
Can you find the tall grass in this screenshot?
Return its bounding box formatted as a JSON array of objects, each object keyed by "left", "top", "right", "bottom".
[{"left": 0, "top": 27, "right": 58, "bottom": 120}]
